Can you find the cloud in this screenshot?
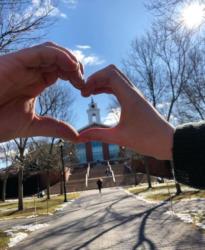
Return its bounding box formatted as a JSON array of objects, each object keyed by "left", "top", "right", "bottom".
[
  {"left": 49, "top": 7, "right": 67, "bottom": 18},
  {"left": 25, "top": 1, "right": 66, "bottom": 19},
  {"left": 63, "top": 0, "right": 77, "bottom": 3},
  {"left": 76, "top": 45, "right": 91, "bottom": 50},
  {"left": 62, "top": 0, "right": 78, "bottom": 9},
  {"left": 30, "top": 0, "right": 78, "bottom": 19},
  {"left": 72, "top": 47, "right": 105, "bottom": 67},
  {"left": 103, "top": 108, "right": 121, "bottom": 126}
]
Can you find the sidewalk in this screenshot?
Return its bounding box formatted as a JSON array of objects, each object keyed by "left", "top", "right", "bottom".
[{"left": 7, "top": 187, "right": 205, "bottom": 250}]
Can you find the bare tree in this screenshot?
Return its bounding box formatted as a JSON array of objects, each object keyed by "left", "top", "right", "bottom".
[
  {"left": 144, "top": 0, "right": 205, "bottom": 121},
  {"left": 38, "top": 81, "right": 74, "bottom": 122},
  {"left": 13, "top": 138, "right": 27, "bottom": 210},
  {"left": 14, "top": 81, "right": 74, "bottom": 207},
  {"left": 146, "top": 0, "right": 187, "bottom": 15},
  {"left": 146, "top": 0, "right": 205, "bottom": 36},
  {"left": 0, "top": 141, "right": 14, "bottom": 201},
  {"left": 123, "top": 31, "right": 165, "bottom": 109},
  {"left": 0, "top": 0, "right": 65, "bottom": 211},
  {"left": 32, "top": 82, "right": 75, "bottom": 199},
  {"left": 124, "top": 24, "right": 194, "bottom": 125},
  {"left": 0, "top": 0, "right": 56, "bottom": 54},
  {"left": 177, "top": 45, "right": 205, "bottom": 122},
  {"left": 122, "top": 29, "right": 162, "bottom": 189},
  {"left": 123, "top": 24, "right": 196, "bottom": 193},
  {"left": 24, "top": 139, "right": 61, "bottom": 199}
]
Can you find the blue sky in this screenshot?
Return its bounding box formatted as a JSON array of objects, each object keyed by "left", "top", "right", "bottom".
[{"left": 45, "top": 0, "right": 152, "bottom": 129}]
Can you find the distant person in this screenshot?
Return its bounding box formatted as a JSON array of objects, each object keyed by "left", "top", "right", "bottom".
[
  {"left": 105, "top": 167, "right": 111, "bottom": 176},
  {"left": 96, "top": 178, "right": 103, "bottom": 194},
  {"left": 123, "top": 161, "right": 132, "bottom": 173}
]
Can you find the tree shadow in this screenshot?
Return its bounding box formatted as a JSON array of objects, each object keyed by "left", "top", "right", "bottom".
[
  {"left": 11, "top": 193, "right": 162, "bottom": 249},
  {"left": 10, "top": 192, "right": 205, "bottom": 250}
]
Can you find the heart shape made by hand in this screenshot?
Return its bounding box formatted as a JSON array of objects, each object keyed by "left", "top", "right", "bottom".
[{"left": 78, "top": 64, "right": 174, "bottom": 160}]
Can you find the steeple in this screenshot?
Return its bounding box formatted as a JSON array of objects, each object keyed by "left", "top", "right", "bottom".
[{"left": 87, "top": 98, "right": 101, "bottom": 125}]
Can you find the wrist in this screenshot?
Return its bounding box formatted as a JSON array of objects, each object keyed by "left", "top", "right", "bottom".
[{"left": 155, "top": 121, "right": 175, "bottom": 160}]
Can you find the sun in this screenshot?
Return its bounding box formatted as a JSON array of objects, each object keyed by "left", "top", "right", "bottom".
[{"left": 181, "top": 2, "right": 205, "bottom": 29}]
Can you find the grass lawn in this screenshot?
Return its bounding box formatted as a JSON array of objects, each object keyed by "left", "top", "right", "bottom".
[
  {"left": 0, "top": 192, "right": 80, "bottom": 220},
  {"left": 127, "top": 182, "right": 204, "bottom": 202},
  {"left": 0, "top": 230, "right": 9, "bottom": 250},
  {"left": 145, "top": 190, "right": 205, "bottom": 201}
]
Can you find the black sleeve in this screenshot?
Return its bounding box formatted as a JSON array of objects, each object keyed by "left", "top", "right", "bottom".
[{"left": 173, "top": 121, "right": 205, "bottom": 189}]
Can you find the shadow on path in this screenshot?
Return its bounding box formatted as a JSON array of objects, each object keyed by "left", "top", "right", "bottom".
[{"left": 11, "top": 190, "right": 205, "bottom": 250}]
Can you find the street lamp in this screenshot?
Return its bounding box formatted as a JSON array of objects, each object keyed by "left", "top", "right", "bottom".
[{"left": 58, "top": 139, "right": 67, "bottom": 202}]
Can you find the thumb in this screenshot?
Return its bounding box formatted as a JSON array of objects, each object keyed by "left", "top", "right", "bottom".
[
  {"left": 78, "top": 127, "right": 119, "bottom": 144},
  {"left": 27, "top": 115, "right": 78, "bottom": 141}
]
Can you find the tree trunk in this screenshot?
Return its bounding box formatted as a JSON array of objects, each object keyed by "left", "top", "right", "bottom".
[
  {"left": 18, "top": 166, "right": 24, "bottom": 211},
  {"left": 60, "top": 171, "right": 63, "bottom": 195},
  {"left": 46, "top": 170, "right": 50, "bottom": 200},
  {"left": 144, "top": 156, "right": 152, "bottom": 189},
  {"left": 175, "top": 182, "right": 182, "bottom": 195},
  {"left": 134, "top": 169, "right": 138, "bottom": 186},
  {"left": 133, "top": 160, "right": 138, "bottom": 186},
  {"left": 2, "top": 176, "right": 8, "bottom": 202},
  {"left": 18, "top": 146, "right": 25, "bottom": 211},
  {"left": 170, "top": 161, "right": 182, "bottom": 195}
]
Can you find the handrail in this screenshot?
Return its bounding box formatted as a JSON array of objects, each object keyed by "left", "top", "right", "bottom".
[
  {"left": 85, "top": 163, "right": 90, "bottom": 187},
  {"left": 107, "top": 161, "right": 116, "bottom": 183}
]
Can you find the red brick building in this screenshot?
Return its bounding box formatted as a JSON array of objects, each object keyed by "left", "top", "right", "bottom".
[{"left": 75, "top": 99, "right": 120, "bottom": 164}]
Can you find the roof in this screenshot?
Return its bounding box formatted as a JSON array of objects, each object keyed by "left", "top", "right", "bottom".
[
  {"left": 0, "top": 165, "right": 18, "bottom": 177},
  {"left": 78, "top": 123, "right": 111, "bottom": 133}
]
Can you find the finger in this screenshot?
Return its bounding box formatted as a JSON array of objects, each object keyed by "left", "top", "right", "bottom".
[
  {"left": 78, "top": 127, "right": 121, "bottom": 145},
  {"left": 42, "top": 71, "right": 58, "bottom": 86},
  {"left": 44, "top": 42, "right": 78, "bottom": 63},
  {"left": 80, "top": 62, "right": 84, "bottom": 75},
  {"left": 82, "top": 87, "right": 112, "bottom": 97},
  {"left": 42, "top": 42, "right": 85, "bottom": 85},
  {"left": 15, "top": 42, "right": 85, "bottom": 89},
  {"left": 92, "top": 88, "right": 113, "bottom": 95},
  {"left": 43, "top": 42, "right": 85, "bottom": 88},
  {"left": 55, "top": 67, "right": 85, "bottom": 89},
  {"left": 114, "top": 67, "right": 134, "bottom": 87},
  {"left": 41, "top": 64, "right": 85, "bottom": 89},
  {"left": 81, "top": 65, "right": 132, "bottom": 104},
  {"left": 27, "top": 115, "right": 78, "bottom": 142},
  {"left": 16, "top": 42, "right": 76, "bottom": 71},
  {"left": 40, "top": 64, "right": 58, "bottom": 73},
  {"left": 47, "top": 43, "right": 85, "bottom": 74}
]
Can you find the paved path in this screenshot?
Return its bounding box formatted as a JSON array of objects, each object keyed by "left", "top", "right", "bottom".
[{"left": 7, "top": 187, "right": 205, "bottom": 250}]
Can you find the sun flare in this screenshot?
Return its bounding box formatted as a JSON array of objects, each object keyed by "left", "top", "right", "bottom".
[{"left": 181, "top": 2, "right": 205, "bottom": 29}]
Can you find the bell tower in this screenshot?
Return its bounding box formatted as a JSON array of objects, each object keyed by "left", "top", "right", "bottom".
[{"left": 87, "top": 98, "right": 101, "bottom": 125}]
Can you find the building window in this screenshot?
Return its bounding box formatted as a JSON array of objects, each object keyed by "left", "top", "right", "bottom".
[
  {"left": 109, "top": 144, "right": 120, "bottom": 159},
  {"left": 76, "top": 143, "right": 87, "bottom": 163},
  {"left": 92, "top": 114, "right": 97, "bottom": 123},
  {"left": 92, "top": 141, "right": 103, "bottom": 161}
]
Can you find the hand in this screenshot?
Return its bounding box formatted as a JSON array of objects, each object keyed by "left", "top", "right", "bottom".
[
  {"left": 79, "top": 65, "right": 174, "bottom": 160},
  {"left": 0, "top": 42, "right": 84, "bottom": 142}
]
